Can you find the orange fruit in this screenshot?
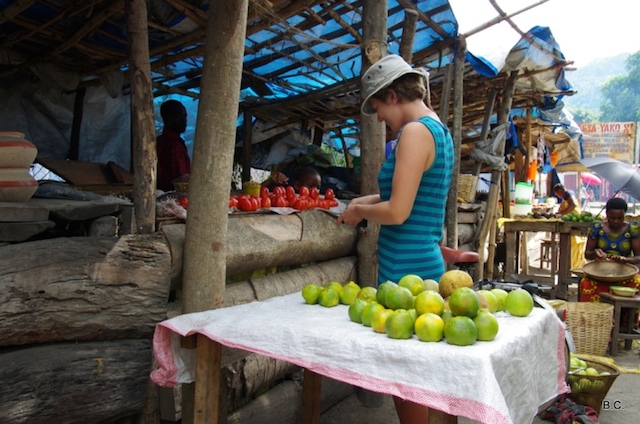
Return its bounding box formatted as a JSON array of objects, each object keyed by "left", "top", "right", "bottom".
[
  {"left": 444, "top": 316, "right": 477, "bottom": 346},
  {"left": 448, "top": 287, "right": 479, "bottom": 318},
  {"left": 490, "top": 288, "right": 508, "bottom": 312},
  {"left": 385, "top": 310, "right": 415, "bottom": 339},
  {"left": 398, "top": 274, "right": 426, "bottom": 296},
  {"left": 318, "top": 288, "right": 340, "bottom": 307},
  {"left": 340, "top": 284, "right": 360, "bottom": 305},
  {"left": 438, "top": 270, "right": 473, "bottom": 298},
  {"left": 476, "top": 290, "right": 499, "bottom": 313},
  {"left": 505, "top": 289, "right": 534, "bottom": 317},
  {"left": 326, "top": 281, "right": 343, "bottom": 296},
  {"left": 348, "top": 298, "right": 368, "bottom": 323},
  {"left": 385, "top": 286, "right": 415, "bottom": 310},
  {"left": 357, "top": 286, "right": 378, "bottom": 302},
  {"left": 301, "top": 284, "right": 323, "bottom": 304},
  {"left": 415, "top": 312, "right": 445, "bottom": 342},
  {"left": 414, "top": 290, "right": 445, "bottom": 316},
  {"left": 376, "top": 281, "right": 398, "bottom": 307},
  {"left": 441, "top": 309, "right": 453, "bottom": 325},
  {"left": 473, "top": 309, "right": 499, "bottom": 341},
  {"left": 371, "top": 308, "right": 393, "bottom": 333},
  {"left": 361, "top": 302, "right": 385, "bottom": 327}
]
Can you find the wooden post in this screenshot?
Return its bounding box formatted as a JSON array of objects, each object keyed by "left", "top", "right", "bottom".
[
  {"left": 126, "top": 0, "right": 156, "bottom": 235},
  {"left": 399, "top": 9, "right": 418, "bottom": 62},
  {"left": 243, "top": 109, "right": 253, "bottom": 184},
  {"left": 181, "top": 1, "right": 249, "bottom": 423},
  {"left": 439, "top": 64, "right": 453, "bottom": 128},
  {"left": 477, "top": 72, "right": 518, "bottom": 279},
  {"left": 445, "top": 35, "right": 466, "bottom": 249},
  {"left": 69, "top": 87, "right": 86, "bottom": 161},
  {"left": 357, "top": 0, "right": 387, "bottom": 287}
]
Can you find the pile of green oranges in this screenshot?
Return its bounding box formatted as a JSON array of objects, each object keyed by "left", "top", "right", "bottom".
[{"left": 301, "top": 272, "right": 535, "bottom": 346}]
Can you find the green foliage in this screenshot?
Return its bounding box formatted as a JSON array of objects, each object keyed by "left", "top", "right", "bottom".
[
  {"left": 600, "top": 51, "right": 640, "bottom": 122},
  {"left": 569, "top": 107, "right": 600, "bottom": 123}
]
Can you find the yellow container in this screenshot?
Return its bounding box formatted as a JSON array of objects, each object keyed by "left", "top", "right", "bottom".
[{"left": 243, "top": 181, "right": 261, "bottom": 196}]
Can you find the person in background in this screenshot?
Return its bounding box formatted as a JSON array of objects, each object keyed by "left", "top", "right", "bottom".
[
  {"left": 261, "top": 166, "right": 321, "bottom": 191},
  {"left": 553, "top": 183, "right": 585, "bottom": 270},
  {"left": 553, "top": 183, "right": 580, "bottom": 216},
  {"left": 336, "top": 54, "right": 453, "bottom": 424},
  {"left": 580, "top": 186, "right": 589, "bottom": 209},
  {"left": 156, "top": 100, "right": 191, "bottom": 192},
  {"left": 580, "top": 197, "right": 640, "bottom": 302}
]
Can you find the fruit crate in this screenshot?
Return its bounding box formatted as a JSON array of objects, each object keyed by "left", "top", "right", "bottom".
[{"left": 568, "top": 355, "right": 619, "bottom": 414}]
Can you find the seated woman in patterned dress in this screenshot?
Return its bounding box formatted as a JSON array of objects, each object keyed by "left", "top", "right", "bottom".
[{"left": 579, "top": 197, "right": 640, "bottom": 302}]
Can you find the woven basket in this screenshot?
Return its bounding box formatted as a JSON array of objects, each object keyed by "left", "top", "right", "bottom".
[
  {"left": 457, "top": 174, "right": 478, "bottom": 203},
  {"left": 565, "top": 302, "right": 614, "bottom": 357},
  {"left": 568, "top": 355, "right": 619, "bottom": 414}
]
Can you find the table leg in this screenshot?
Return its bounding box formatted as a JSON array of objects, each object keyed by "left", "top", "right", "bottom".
[
  {"left": 557, "top": 234, "right": 571, "bottom": 300},
  {"left": 302, "top": 368, "right": 322, "bottom": 424},
  {"left": 610, "top": 304, "right": 622, "bottom": 356},
  {"left": 505, "top": 230, "right": 517, "bottom": 277},
  {"left": 624, "top": 307, "right": 634, "bottom": 351},
  {"left": 430, "top": 408, "right": 458, "bottom": 424},
  {"left": 194, "top": 334, "right": 222, "bottom": 424}
]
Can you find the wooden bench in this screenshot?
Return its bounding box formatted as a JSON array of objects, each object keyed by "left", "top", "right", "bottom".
[
  {"left": 539, "top": 238, "right": 558, "bottom": 268},
  {"left": 599, "top": 292, "right": 640, "bottom": 356}
]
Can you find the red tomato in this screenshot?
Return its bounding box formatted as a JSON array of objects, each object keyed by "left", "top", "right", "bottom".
[
  {"left": 293, "top": 198, "right": 306, "bottom": 211},
  {"left": 299, "top": 186, "right": 309, "bottom": 197},
  {"left": 251, "top": 195, "right": 262, "bottom": 208},
  {"left": 178, "top": 197, "right": 189, "bottom": 209},
  {"left": 238, "top": 196, "right": 253, "bottom": 211},
  {"left": 261, "top": 196, "right": 271, "bottom": 208},
  {"left": 309, "top": 187, "right": 319, "bottom": 199},
  {"left": 229, "top": 197, "right": 238, "bottom": 208},
  {"left": 317, "top": 199, "right": 330, "bottom": 210},
  {"left": 324, "top": 188, "right": 335, "bottom": 200},
  {"left": 273, "top": 186, "right": 286, "bottom": 197},
  {"left": 260, "top": 187, "right": 270, "bottom": 197},
  {"left": 250, "top": 196, "right": 260, "bottom": 210},
  {"left": 329, "top": 199, "right": 339, "bottom": 207},
  {"left": 286, "top": 185, "right": 296, "bottom": 198},
  {"left": 307, "top": 197, "right": 317, "bottom": 209},
  {"left": 273, "top": 195, "right": 287, "bottom": 207}
]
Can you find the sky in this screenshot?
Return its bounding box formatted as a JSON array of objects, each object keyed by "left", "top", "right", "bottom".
[{"left": 449, "top": 0, "right": 640, "bottom": 68}]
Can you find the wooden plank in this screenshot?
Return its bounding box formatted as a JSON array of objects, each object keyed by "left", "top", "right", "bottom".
[
  {"left": 0, "top": 220, "right": 54, "bottom": 242},
  {"left": 28, "top": 198, "right": 122, "bottom": 221},
  {"left": 0, "top": 201, "right": 49, "bottom": 222},
  {"left": 37, "top": 157, "right": 112, "bottom": 185}
]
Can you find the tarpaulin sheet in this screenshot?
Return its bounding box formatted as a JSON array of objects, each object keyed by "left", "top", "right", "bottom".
[{"left": 151, "top": 292, "right": 569, "bottom": 424}]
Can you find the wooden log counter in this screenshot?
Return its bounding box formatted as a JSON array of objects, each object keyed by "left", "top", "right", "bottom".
[
  {"left": 503, "top": 219, "right": 592, "bottom": 299},
  {"left": 0, "top": 209, "right": 359, "bottom": 423}
]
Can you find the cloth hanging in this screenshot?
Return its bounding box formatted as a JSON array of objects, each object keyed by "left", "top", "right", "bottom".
[{"left": 469, "top": 122, "right": 509, "bottom": 171}]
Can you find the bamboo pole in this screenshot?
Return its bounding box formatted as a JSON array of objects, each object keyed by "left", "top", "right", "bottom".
[
  {"left": 181, "top": 2, "right": 249, "bottom": 423},
  {"left": 357, "top": 0, "right": 388, "bottom": 287},
  {"left": 126, "top": 0, "right": 156, "bottom": 234},
  {"left": 478, "top": 71, "right": 518, "bottom": 280},
  {"left": 446, "top": 35, "right": 466, "bottom": 250},
  {"left": 399, "top": 9, "right": 418, "bottom": 62}
]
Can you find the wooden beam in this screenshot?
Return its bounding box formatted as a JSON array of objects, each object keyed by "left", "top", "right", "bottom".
[{"left": 126, "top": 0, "right": 156, "bottom": 235}]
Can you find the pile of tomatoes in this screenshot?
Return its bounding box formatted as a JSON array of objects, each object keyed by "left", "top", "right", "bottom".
[{"left": 229, "top": 186, "right": 338, "bottom": 212}]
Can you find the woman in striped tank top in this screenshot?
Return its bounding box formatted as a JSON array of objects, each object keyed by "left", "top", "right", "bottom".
[{"left": 336, "top": 54, "right": 453, "bottom": 424}]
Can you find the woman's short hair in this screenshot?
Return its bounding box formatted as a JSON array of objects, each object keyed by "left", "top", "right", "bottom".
[
  {"left": 606, "top": 197, "right": 628, "bottom": 212},
  {"left": 553, "top": 183, "right": 565, "bottom": 192}
]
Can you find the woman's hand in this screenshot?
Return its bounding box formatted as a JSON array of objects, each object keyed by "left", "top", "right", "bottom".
[
  {"left": 593, "top": 248, "right": 607, "bottom": 261},
  {"left": 336, "top": 203, "right": 362, "bottom": 227}
]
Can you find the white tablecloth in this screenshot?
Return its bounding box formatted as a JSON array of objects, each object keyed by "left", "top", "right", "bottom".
[{"left": 151, "top": 292, "right": 569, "bottom": 424}]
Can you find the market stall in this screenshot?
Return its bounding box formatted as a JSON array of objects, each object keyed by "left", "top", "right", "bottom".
[
  {"left": 151, "top": 292, "right": 569, "bottom": 424},
  {"left": 503, "top": 219, "right": 592, "bottom": 299}
]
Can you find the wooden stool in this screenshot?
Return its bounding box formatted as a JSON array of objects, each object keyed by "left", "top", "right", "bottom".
[
  {"left": 599, "top": 292, "right": 640, "bottom": 356},
  {"left": 539, "top": 238, "right": 557, "bottom": 268}
]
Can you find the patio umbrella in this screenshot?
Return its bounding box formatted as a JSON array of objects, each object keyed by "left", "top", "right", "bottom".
[
  {"left": 580, "top": 172, "right": 602, "bottom": 186},
  {"left": 579, "top": 157, "right": 640, "bottom": 201}
]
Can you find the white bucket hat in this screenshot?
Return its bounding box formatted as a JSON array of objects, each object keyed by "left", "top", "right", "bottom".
[{"left": 360, "top": 54, "right": 429, "bottom": 115}]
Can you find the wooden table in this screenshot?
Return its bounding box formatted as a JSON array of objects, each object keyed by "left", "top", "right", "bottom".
[
  {"left": 599, "top": 292, "right": 640, "bottom": 356},
  {"left": 503, "top": 220, "right": 591, "bottom": 299},
  {"left": 151, "top": 293, "right": 568, "bottom": 424}
]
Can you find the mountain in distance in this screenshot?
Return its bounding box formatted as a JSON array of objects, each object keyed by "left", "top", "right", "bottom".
[{"left": 562, "top": 53, "right": 628, "bottom": 114}]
